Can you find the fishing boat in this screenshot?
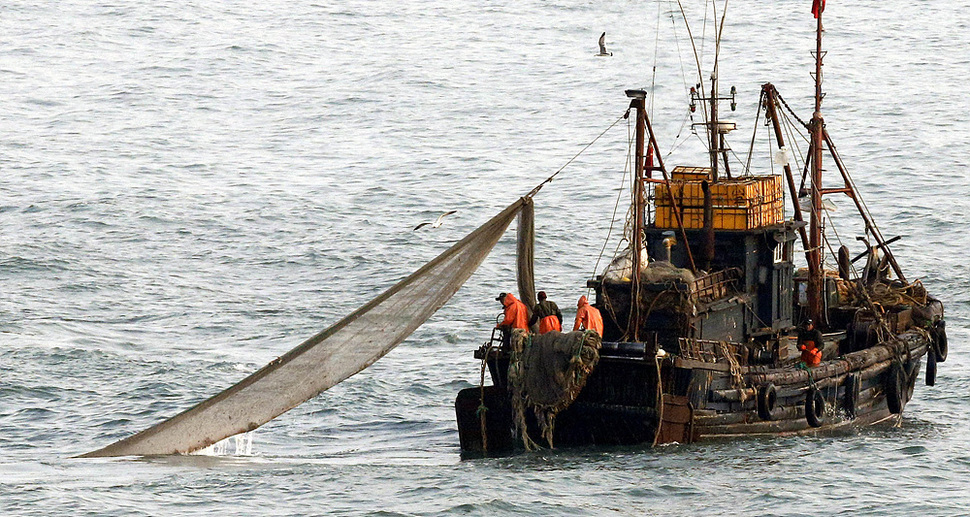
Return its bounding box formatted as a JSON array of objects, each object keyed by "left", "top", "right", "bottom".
[
  {"left": 78, "top": 3, "right": 948, "bottom": 460},
  {"left": 454, "top": 5, "right": 949, "bottom": 453}
]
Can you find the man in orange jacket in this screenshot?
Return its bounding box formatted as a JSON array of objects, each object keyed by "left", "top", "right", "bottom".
[
  {"left": 529, "top": 291, "right": 563, "bottom": 334},
  {"left": 798, "top": 319, "right": 824, "bottom": 367},
  {"left": 573, "top": 295, "right": 604, "bottom": 337},
  {"left": 496, "top": 292, "right": 529, "bottom": 331}
]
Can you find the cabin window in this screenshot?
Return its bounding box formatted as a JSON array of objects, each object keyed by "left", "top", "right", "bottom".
[{"left": 773, "top": 239, "right": 792, "bottom": 264}]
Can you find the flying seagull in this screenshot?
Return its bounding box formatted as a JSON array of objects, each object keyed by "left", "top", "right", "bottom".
[
  {"left": 597, "top": 32, "right": 612, "bottom": 56},
  {"left": 413, "top": 210, "right": 457, "bottom": 231}
]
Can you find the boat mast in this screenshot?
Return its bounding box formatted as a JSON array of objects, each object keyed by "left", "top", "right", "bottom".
[
  {"left": 807, "top": 6, "right": 825, "bottom": 325},
  {"left": 709, "top": 72, "right": 719, "bottom": 182},
  {"left": 629, "top": 90, "right": 647, "bottom": 342},
  {"left": 763, "top": 84, "right": 810, "bottom": 253},
  {"left": 689, "top": 10, "right": 736, "bottom": 184},
  {"left": 625, "top": 88, "right": 693, "bottom": 341}
]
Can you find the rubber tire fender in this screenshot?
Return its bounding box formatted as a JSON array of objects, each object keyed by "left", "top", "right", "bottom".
[
  {"left": 934, "top": 320, "right": 948, "bottom": 363},
  {"left": 843, "top": 373, "right": 860, "bottom": 419},
  {"left": 886, "top": 361, "right": 906, "bottom": 414},
  {"left": 926, "top": 347, "right": 937, "bottom": 387},
  {"left": 757, "top": 383, "right": 777, "bottom": 421},
  {"left": 805, "top": 387, "right": 824, "bottom": 428}
]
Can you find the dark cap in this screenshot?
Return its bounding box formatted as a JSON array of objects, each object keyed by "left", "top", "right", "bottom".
[
  {"left": 537, "top": 291, "right": 547, "bottom": 300},
  {"left": 495, "top": 292, "right": 507, "bottom": 301}
]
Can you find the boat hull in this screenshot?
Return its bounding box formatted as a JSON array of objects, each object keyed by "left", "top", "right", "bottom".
[{"left": 457, "top": 319, "right": 940, "bottom": 453}]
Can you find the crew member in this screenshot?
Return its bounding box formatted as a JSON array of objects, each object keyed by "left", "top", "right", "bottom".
[
  {"left": 496, "top": 292, "right": 529, "bottom": 331},
  {"left": 529, "top": 291, "right": 563, "bottom": 334},
  {"left": 798, "top": 319, "right": 824, "bottom": 367},
  {"left": 573, "top": 295, "right": 604, "bottom": 337}
]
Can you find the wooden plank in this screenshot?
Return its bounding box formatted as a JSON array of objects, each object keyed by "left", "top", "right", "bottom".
[{"left": 656, "top": 394, "right": 693, "bottom": 444}]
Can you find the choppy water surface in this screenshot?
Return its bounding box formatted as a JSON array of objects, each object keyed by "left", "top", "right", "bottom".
[{"left": 2, "top": 1, "right": 969, "bottom": 515}]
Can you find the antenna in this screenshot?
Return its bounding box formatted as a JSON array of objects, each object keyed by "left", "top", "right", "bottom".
[{"left": 684, "top": 0, "right": 737, "bottom": 181}]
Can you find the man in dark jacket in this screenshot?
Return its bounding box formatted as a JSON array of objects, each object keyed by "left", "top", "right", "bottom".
[
  {"left": 529, "top": 291, "right": 563, "bottom": 334},
  {"left": 798, "top": 319, "right": 824, "bottom": 366}
]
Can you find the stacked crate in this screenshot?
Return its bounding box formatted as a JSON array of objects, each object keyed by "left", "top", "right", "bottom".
[{"left": 654, "top": 167, "right": 784, "bottom": 230}]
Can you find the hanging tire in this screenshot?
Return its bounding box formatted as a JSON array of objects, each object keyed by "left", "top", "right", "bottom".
[
  {"left": 886, "top": 361, "right": 905, "bottom": 414},
  {"left": 926, "top": 348, "right": 937, "bottom": 386},
  {"left": 757, "top": 383, "right": 777, "bottom": 421},
  {"left": 934, "top": 320, "right": 948, "bottom": 363},
  {"left": 906, "top": 359, "right": 918, "bottom": 402},
  {"left": 843, "top": 373, "right": 860, "bottom": 419},
  {"left": 805, "top": 387, "right": 824, "bottom": 428}
]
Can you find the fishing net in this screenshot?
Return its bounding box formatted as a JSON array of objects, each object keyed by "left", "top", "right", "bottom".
[
  {"left": 508, "top": 329, "right": 601, "bottom": 450},
  {"left": 516, "top": 197, "right": 538, "bottom": 333},
  {"left": 81, "top": 198, "right": 529, "bottom": 457},
  {"left": 640, "top": 260, "right": 696, "bottom": 284}
]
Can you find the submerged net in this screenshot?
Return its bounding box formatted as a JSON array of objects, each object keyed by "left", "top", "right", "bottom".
[
  {"left": 508, "top": 329, "right": 601, "bottom": 450},
  {"left": 81, "top": 198, "right": 528, "bottom": 457}
]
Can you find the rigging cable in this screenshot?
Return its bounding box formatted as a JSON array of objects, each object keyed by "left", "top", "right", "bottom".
[
  {"left": 767, "top": 122, "right": 776, "bottom": 177},
  {"left": 778, "top": 90, "right": 897, "bottom": 273},
  {"left": 742, "top": 88, "right": 765, "bottom": 176},
  {"left": 776, "top": 90, "right": 810, "bottom": 129},
  {"left": 526, "top": 113, "right": 627, "bottom": 198},
  {"left": 664, "top": 109, "right": 695, "bottom": 157},
  {"left": 780, "top": 105, "right": 808, "bottom": 176},
  {"left": 589, "top": 113, "right": 635, "bottom": 290},
  {"left": 824, "top": 209, "right": 847, "bottom": 263},
  {"left": 666, "top": 0, "right": 692, "bottom": 98},
  {"left": 649, "top": 3, "right": 663, "bottom": 120},
  {"left": 828, "top": 139, "right": 893, "bottom": 248},
  {"left": 714, "top": 1, "right": 730, "bottom": 80},
  {"left": 700, "top": 0, "right": 710, "bottom": 72},
  {"left": 676, "top": 0, "right": 709, "bottom": 123},
  {"left": 778, "top": 94, "right": 883, "bottom": 276}
]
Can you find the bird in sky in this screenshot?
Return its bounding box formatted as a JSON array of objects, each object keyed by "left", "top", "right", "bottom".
[
  {"left": 597, "top": 32, "right": 612, "bottom": 56},
  {"left": 413, "top": 210, "right": 458, "bottom": 231}
]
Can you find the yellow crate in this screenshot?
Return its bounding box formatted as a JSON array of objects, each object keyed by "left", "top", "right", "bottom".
[
  {"left": 655, "top": 205, "right": 697, "bottom": 229},
  {"left": 655, "top": 181, "right": 702, "bottom": 207},
  {"left": 655, "top": 175, "right": 784, "bottom": 209},
  {"left": 671, "top": 166, "right": 712, "bottom": 181},
  {"left": 654, "top": 197, "right": 784, "bottom": 230}
]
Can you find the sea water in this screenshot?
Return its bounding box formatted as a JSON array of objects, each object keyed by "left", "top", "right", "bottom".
[{"left": 2, "top": 1, "right": 970, "bottom": 515}]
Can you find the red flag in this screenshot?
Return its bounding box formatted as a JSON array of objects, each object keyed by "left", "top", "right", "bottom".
[{"left": 812, "top": 0, "right": 825, "bottom": 18}]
